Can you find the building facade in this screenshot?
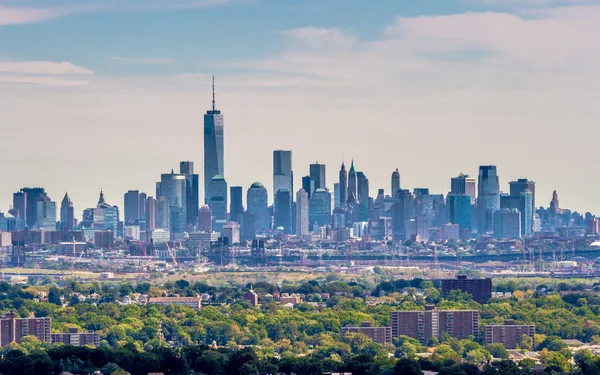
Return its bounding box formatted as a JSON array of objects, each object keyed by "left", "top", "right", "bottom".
[
  {"left": 477, "top": 166, "right": 500, "bottom": 234},
  {"left": 51, "top": 328, "right": 100, "bottom": 347},
  {"left": 296, "top": 189, "right": 309, "bottom": 236},
  {"left": 441, "top": 275, "right": 492, "bottom": 304},
  {"left": 204, "top": 77, "right": 225, "bottom": 204},
  {"left": 247, "top": 182, "right": 270, "bottom": 234},
  {"left": 341, "top": 322, "right": 392, "bottom": 345},
  {"left": 484, "top": 320, "right": 535, "bottom": 349},
  {"left": 0, "top": 312, "right": 51, "bottom": 346}
]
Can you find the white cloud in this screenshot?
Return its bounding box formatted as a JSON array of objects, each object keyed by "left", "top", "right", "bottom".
[
  {"left": 278, "top": 27, "right": 357, "bottom": 52},
  {"left": 0, "top": 5, "right": 61, "bottom": 25},
  {"left": 0, "top": 61, "right": 93, "bottom": 75}
]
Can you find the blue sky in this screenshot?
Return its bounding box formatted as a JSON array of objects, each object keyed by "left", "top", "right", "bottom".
[{"left": 1, "top": 0, "right": 600, "bottom": 215}]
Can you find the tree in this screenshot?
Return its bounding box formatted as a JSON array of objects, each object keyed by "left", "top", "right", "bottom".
[
  {"left": 48, "top": 287, "right": 62, "bottom": 306},
  {"left": 518, "top": 335, "right": 533, "bottom": 351},
  {"left": 487, "top": 343, "right": 509, "bottom": 359},
  {"left": 394, "top": 358, "right": 423, "bottom": 375},
  {"left": 466, "top": 349, "right": 491, "bottom": 364}
]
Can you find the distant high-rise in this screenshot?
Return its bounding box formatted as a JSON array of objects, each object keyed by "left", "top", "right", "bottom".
[
  {"left": 391, "top": 169, "right": 400, "bottom": 197},
  {"left": 520, "top": 190, "right": 533, "bottom": 237},
  {"left": 60, "top": 192, "right": 75, "bottom": 232},
  {"left": 339, "top": 162, "right": 348, "bottom": 207},
  {"left": 247, "top": 182, "right": 270, "bottom": 234},
  {"left": 447, "top": 194, "right": 471, "bottom": 231},
  {"left": 12, "top": 192, "right": 26, "bottom": 220},
  {"left": 204, "top": 76, "right": 225, "bottom": 204},
  {"left": 550, "top": 190, "right": 560, "bottom": 214},
  {"left": 274, "top": 190, "right": 292, "bottom": 234},
  {"left": 124, "top": 190, "right": 140, "bottom": 224},
  {"left": 509, "top": 178, "right": 536, "bottom": 210},
  {"left": 95, "top": 190, "right": 119, "bottom": 233},
  {"left": 493, "top": 209, "right": 521, "bottom": 239},
  {"left": 309, "top": 188, "right": 332, "bottom": 228},
  {"left": 145, "top": 196, "right": 156, "bottom": 231},
  {"left": 451, "top": 173, "right": 476, "bottom": 204},
  {"left": 229, "top": 186, "right": 244, "bottom": 223},
  {"left": 20, "top": 188, "right": 48, "bottom": 228},
  {"left": 296, "top": 189, "right": 309, "bottom": 236},
  {"left": 37, "top": 200, "right": 56, "bottom": 231},
  {"left": 180, "top": 161, "right": 199, "bottom": 227},
  {"left": 198, "top": 206, "right": 212, "bottom": 232},
  {"left": 477, "top": 166, "right": 500, "bottom": 234},
  {"left": 208, "top": 175, "right": 228, "bottom": 233},
  {"left": 155, "top": 196, "right": 170, "bottom": 231},
  {"left": 301, "top": 176, "right": 313, "bottom": 199},
  {"left": 157, "top": 171, "right": 187, "bottom": 234},
  {"left": 392, "top": 189, "right": 415, "bottom": 241},
  {"left": 357, "top": 172, "right": 369, "bottom": 205},
  {"left": 273, "top": 150, "right": 293, "bottom": 200},
  {"left": 309, "top": 162, "right": 326, "bottom": 193},
  {"left": 347, "top": 160, "right": 358, "bottom": 203},
  {"left": 333, "top": 183, "right": 341, "bottom": 209}
]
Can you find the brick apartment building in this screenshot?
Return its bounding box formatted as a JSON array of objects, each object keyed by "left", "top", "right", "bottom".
[
  {"left": 441, "top": 275, "right": 492, "bottom": 304},
  {"left": 341, "top": 322, "right": 392, "bottom": 345},
  {"left": 51, "top": 327, "right": 101, "bottom": 347},
  {"left": 0, "top": 311, "right": 51, "bottom": 346},
  {"left": 484, "top": 319, "right": 535, "bottom": 349},
  {"left": 390, "top": 305, "right": 479, "bottom": 344},
  {"left": 147, "top": 297, "right": 202, "bottom": 310}
]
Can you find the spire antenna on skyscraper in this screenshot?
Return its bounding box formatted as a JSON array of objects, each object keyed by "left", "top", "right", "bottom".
[{"left": 212, "top": 75, "right": 216, "bottom": 111}]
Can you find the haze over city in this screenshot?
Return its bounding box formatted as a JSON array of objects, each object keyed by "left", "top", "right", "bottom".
[{"left": 1, "top": 0, "right": 600, "bottom": 215}]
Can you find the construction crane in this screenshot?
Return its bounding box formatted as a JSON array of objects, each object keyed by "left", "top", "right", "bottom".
[{"left": 165, "top": 242, "right": 177, "bottom": 267}]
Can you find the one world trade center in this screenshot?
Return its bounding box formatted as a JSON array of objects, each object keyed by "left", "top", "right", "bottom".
[{"left": 204, "top": 76, "right": 225, "bottom": 204}]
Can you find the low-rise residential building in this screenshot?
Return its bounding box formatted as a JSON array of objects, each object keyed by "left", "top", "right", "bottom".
[{"left": 279, "top": 293, "right": 302, "bottom": 305}]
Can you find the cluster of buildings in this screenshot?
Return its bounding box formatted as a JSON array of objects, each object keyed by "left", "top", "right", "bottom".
[
  {"left": 1, "top": 80, "right": 598, "bottom": 255},
  {"left": 0, "top": 311, "right": 99, "bottom": 347}
]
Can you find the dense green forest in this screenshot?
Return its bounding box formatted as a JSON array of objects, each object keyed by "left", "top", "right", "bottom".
[{"left": 1, "top": 276, "right": 600, "bottom": 374}]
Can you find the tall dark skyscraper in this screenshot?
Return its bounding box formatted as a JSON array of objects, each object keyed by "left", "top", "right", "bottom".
[
  {"left": 124, "top": 190, "right": 140, "bottom": 224},
  {"left": 347, "top": 160, "right": 357, "bottom": 203},
  {"left": 509, "top": 178, "right": 536, "bottom": 210},
  {"left": 273, "top": 150, "right": 293, "bottom": 200},
  {"left": 180, "top": 161, "right": 199, "bottom": 227},
  {"left": 204, "top": 76, "right": 224, "bottom": 204},
  {"left": 391, "top": 169, "right": 400, "bottom": 197},
  {"left": 357, "top": 172, "right": 369, "bottom": 205},
  {"left": 230, "top": 186, "right": 244, "bottom": 222},
  {"left": 274, "top": 190, "right": 292, "bottom": 234},
  {"left": 20, "top": 187, "right": 48, "bottom": 229},
  {"left": 60, "top": 192, "right": 75, "bottom": 232},
  {"left": 339, "top": 162, "right": 347, "bottom": 207},
  {"left": 477, "top": 166, "right": 500, "bottom": 234},
  {"left": 309, "top": 162, "right": 326, "bottom": 193},
  {"left": 451, "top": 173, "right": 476, "bottom": 204},
  {"left": 12, "top": 192, "right": 26, "bottom": 220},
  {"left": 302, "top": 175, "right": 313, "bottom": 199}
]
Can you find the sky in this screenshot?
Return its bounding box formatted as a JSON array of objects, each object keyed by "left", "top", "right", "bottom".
[{"left": 1, "top": 0, "right": 600, "bottom": 217}]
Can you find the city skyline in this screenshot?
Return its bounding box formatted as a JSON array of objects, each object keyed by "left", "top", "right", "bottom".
[{"left": 2, "top": 1, "right": 600, "bottom": 215}]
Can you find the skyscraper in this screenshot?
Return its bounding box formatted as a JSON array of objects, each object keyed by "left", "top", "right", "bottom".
[
  {"left": 95, "top": 190, "right": 119, "bottom": 233},
  {"left": 20, "top": 187, "right": 48, "bottom": 229},
  {"left": 302, "top": 176, "right": 313, "bottom": 199},
  {"left": 12, "top": 192, "right": 26, "bottom": 220},
  {"left": 392, "top": 189, "right": 415, "bottom": 241},
  {"left": 208, "top": 175, "right": 228, "bottom": 233},
  {"left": 296, "top": 189, "right": 309, "bottom": 236},
  {"left": 339, "top": 162, "right": 348, "bottom": 207},
  {"left": 550, "top": 190, "right": 560, "bottom": 214},
  {"left": 309, "top": 162, "right": 326, "bottom": 193},
  {"left": 520, "top": 190, "right": 533, "bottom": 237},
  {"left": 347, "top": 160, "right": 357, "bottom": 203},
  {"left": 274, "top": 190, "right": 292, "bottom": 234},
  {"left": 36, "top": 200, "right": 56, "bottom": 230},
  {"left": 509, "top": 178, "right": 536, "bottom": 210},
  {"left": 229, "top": 186, "right": 244, "bottom": 223},
  {"left": 493, "top": 209, "right": 521, "bottom": 239},
  {"left": 247, "top": 182, "right": 270, "bottom": 234},
  {"left": 273, "top": 150, "right": 293, "bottom": 200},
  {"left": 333, "top": 183, "right": 340, "bottom": 209},
  {"left": 357, "top": 172, "right": 369, "bottom": 205},
  {"left": 60, "top": 192, "right": 75, "bottom": 232},
  {"left": 155, "top": 196, "right": 170, "bottom": 231},
  {"left": 447, "top": 194, "right": 471, "bottom": 231},
  {"left": 198, "top": 206, "right": 212, "bottom": 232},
  {"left": 180, "top": 161, "right": 200, "bottom": 227},
  {"left": 124, "top": 190, "right": 140, "bottom": 224},
  {"left": 145, "top": 196, "right": 156, "bottom": 231},
  {"left": 204, "top": 76, "right": 224, "bottom": 204},
  {"left": 157, "top": 171, "right": 187, "bottom": 234},
  {"left": 451, "top": 173, "right": 476, "bottom": 204},
  {"left": 309, "top": 189, "right": 332, "bottom": 228},
  {"left": 391, "top": 169, "right": 400, "bottom": 197},
  {"left": 477, "top": 166, "right": 500, "bottom": 234}
]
